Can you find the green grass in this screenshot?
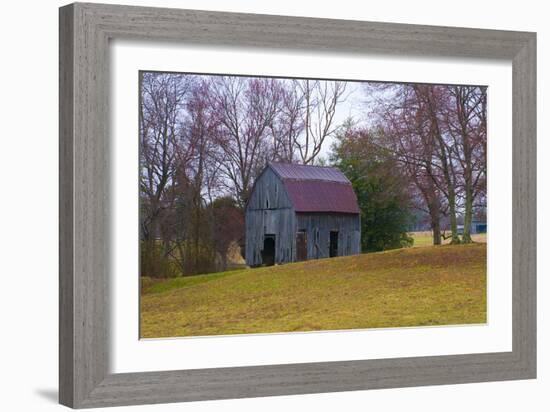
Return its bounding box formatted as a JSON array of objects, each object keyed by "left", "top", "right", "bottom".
[
  {"left": 410, "top": 231, "right": 487, "bottom": 247},
  {"left": 410, "top": 231, "right": 437, "bottom": 247},
  {"left": 141, "top": 243, "right": 487, "bottom": 338},
  {"left": 142, "top": 268, "right": 243, "bottom": 294}
]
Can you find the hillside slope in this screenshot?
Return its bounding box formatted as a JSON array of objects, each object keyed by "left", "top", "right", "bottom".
[{"left": 140, "top": 243, "right": 486, "bottom": 338}]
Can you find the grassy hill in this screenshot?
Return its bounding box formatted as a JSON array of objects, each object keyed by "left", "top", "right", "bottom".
[{"left": 140, "top": 243, "right": 486, "bottom": 338}]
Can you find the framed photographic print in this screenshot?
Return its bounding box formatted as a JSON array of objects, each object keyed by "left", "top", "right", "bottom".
[{"left": 59, "top": 2, "right": 536, "bottom": 408}]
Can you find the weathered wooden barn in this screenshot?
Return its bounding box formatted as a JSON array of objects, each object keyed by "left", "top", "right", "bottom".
[{"left": 245, "top": 163, "right": 361, "bottom": 266}]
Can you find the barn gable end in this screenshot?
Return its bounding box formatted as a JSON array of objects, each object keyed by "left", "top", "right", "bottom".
[{"left": 246, "top": 166, "right": 292, "bottom": 211}]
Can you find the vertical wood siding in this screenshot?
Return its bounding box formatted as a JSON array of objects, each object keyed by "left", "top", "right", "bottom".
[
  {"left": 245, "top": 209, "right": 296, "bottom": 266},
  {"left": 295, "top": 213, "right": 361, "bottom": 259},
  {"left": 246, "top": 167, "right": 292, "bottom": 210}
]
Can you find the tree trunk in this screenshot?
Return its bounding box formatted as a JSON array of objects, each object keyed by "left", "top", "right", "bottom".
[
  {"left": 463, "top": 185, "right": 473, "bottom": 243},
  {"left": 456, "top": 86, "right": 475, "bottom": 244},
  {"left": 432, "top": 216, "right": 441, "bottom": 245},
  {"left": 221, "top": 251, "right": 228, "bottom": 272},
  {"left": 423, "top": 86, "right": 460, "bottom": 245},
  {"left": 446, "top": 180, "right": 461, "bottom": 244},
  {"left": 426, "top": 181, "right": 442, "bottom": 245},
  {"left": 429, "top": 200, "right": 442, "bottom": 245}
]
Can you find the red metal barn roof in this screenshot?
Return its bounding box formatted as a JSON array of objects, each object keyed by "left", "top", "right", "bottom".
[{"left": 269, "top": 163, "right": 360, "bottom": 214}]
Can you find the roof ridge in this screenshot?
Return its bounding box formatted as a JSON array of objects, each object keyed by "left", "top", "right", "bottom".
[
  {"left": 267, "top": 163, "right": 350, "bottom": 184},
  {"left": 269, "top": 161, "right": 339, "bottom": 170},
  {"left": 282, "top": 177, "right": 351, "bottom": 185}
]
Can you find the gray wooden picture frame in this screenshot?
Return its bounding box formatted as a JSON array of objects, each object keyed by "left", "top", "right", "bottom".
[{"left": 59, "top": 2, "right": 536, "bottom": 408}]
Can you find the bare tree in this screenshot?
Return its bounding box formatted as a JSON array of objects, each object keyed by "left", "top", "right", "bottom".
[
  {"left": 139, "top": 73, "right": 197, "bottom": 277},
  {"left": 413, "top": 85, "right": 461, "bottom": 244},
  {"left": 207, "top": 76, "right": 284, "bottom": 207},
  {"left": 367, "top": 84, "right": 446, "bottom": 244},
  {"left": 363, "top": 82, "right": 487, "bottom": 245},
  {"left": 294, "top": 80, "right": 347, "bottom": 164},
  {"left": 269, "top": 82, "right": 305, "bottom": 163},
  {"left": 444, "top": 85, "right": 487, "bottom": 243}
]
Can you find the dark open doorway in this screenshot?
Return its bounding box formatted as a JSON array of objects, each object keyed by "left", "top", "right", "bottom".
[
  {"left": 262, "top": 235, "right": 276, "bottom": 266},
  {"left": 329, "top": 231, "right": 339, "bottom": 257}
]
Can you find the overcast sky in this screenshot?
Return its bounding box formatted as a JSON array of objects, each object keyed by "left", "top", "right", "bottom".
[{"left": 318, "top": 81, "right": 365, "bottom": 160}]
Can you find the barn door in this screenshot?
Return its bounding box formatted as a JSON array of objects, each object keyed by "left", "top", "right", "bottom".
[
  {"left": 296, "top": 230, "right": 307, "bottom": 261},
  {"left": 329, "top": 231, "right": 339, "bottom": 257}
]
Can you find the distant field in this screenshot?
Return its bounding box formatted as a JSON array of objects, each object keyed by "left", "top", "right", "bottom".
[
  {"left": 140, "top": 243, "right": 487, "bottom": 338},
  {"left": 410, "top": 231, "right": 487, "bottom": 247}
]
